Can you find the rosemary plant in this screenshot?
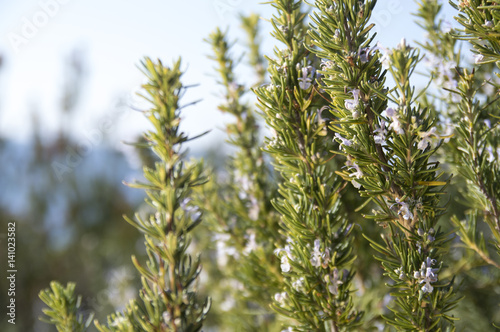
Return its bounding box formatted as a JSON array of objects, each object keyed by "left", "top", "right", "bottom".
[
  {"left": 37, "top": 0, "right": 500, "bottom": 331},
  {"left": 255, "top": 1, "right": 361, "bottom": 330},
  {"left": 196, "top": 25, "right": 283, "bottom": 330},
  {"left": 40, "top": 58, "right": 211, "bottom": 332},
  {"left": 308, "top": 0, "right": 460, "bottom": 329}
]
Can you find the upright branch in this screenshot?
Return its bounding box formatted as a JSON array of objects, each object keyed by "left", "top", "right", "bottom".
[
  {"left": 255, "top": 0, "right": 361, "bottom": 330},
  {"left": 198, "top": 27, "right": 283, "bottom": 329},
  {"left": 450, "top": 0, "right": 500, "bottom": 73},
  {"left": 95, "top": 58, "right": 210, "bottom": 332},
  {"left": 241, "top": 13, "right": 268, "bottom": 84},
  {"left": 308, "top": 0, "right": 460, "bottom": 329}
]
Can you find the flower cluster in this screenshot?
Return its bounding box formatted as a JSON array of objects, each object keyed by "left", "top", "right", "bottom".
[
  {"left": 324, "top": 268, "right": 343, "bottom": 295},
  {"left": 385, "top": 107, "right": 405, "bottom": 135},
  {"left": 274, "top": 241, "right": 295, "bottom": 273},
  {"left": 345, "top": 89, "right": 362, "bottom": 118},
  {"left": 310, "top": 239, "right": 331, "bottom": 268},
  {"left": 393, "top": 198, "right": 414, "bottom": 221},
  {"left": 297, "top": 64, "right": 316, "bottom": 90},
  {"left": 413, "top": 257, "right": 439, "bottom": 293}
]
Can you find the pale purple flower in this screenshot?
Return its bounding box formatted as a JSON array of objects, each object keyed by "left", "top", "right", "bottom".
[
  {"left": 274, "top": 291, "right": 288, "bottom": 305},
  {"left": 474, "top": 54, "right": 484, "bottom": 64},
  {"left": 385, "top": 107, "right": 405, "bottom": 135},
  {"left": 377, "top": 42, "right": 391, "bottom": 69},
  {"left": 325, "top": 268, "right": 343, "bottom": 295},
  {"left": 347, "top": 161, "right": 363, "bottom": 179},
  {"left": 359, "top": 47, "right": 371, "bottom": 64},
  {"left": 417, "top": 127, "right": 437, "bottom": 151},
  {"left": 298, "top": 66, "right": 315, "bottom": 90},
  {"left": 373, "top": 120, "right": 387, "bottom": 145},
  {"left": 275, "top": 243, "right": 294, "bottom": 273},
  {"left": 413, "top": 257, "right": 439, "bottom": 293},
  {"left": 345, "top": 89, "right": 361, "bottom": 114},
  {"left": 334, "top": 133, "right": 353, "bottom": 150},
  {"left": 310, "top": 239, "right": 322, "bottom": 267},
  {"left": 394, "top": 198, "right": 413, "bottom": 220},
  {"left": 243, "top": 231, "right": 258, "bottom": 255},
  {"left": 292, "top": 277, "right": 305, "bottom": 292}
]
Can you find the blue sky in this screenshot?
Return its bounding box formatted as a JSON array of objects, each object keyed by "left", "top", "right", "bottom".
[{"left": 0, "top": 0, "right": 459, "bottom": 152}]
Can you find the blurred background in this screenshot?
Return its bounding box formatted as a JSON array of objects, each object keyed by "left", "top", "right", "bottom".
[{"left": 0, "top": 1, "right": 460, "bottom": 331}]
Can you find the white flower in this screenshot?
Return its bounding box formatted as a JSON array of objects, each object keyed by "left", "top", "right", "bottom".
[
  {"left": 377, "top": 42, "right": 392, "bottom": 69},
  {"left": 280, "top": 255, "right": 291, "bottom": 272},
  {"left": 111, "top": 316, "right": 128, "bottom": 327},
  {"left": 394, "top": 267, "right": 405, "bottom": 280},
  {"left": 394, "top": 198, "right": 413, "bottom": 220},
  {"left": 310, "top": 239, "right": 331, "bottom": 268},
  {"left": 334, "top": 29, "right": 340, "bottom": 39},
  {"left": 440, "top": 61, "right": 457, "bottom": 80},
  {"left": 347, "top": 161, "right": 363, "bottom": 179},
  {"left": 359, "top": 47, "right": 371, "bottom": 64},
  {"left": 373, "top": 120, "right": 387, "bottom": 145},
  {"left": 310, "top": 239, "right": 322, "bottom": 267},
  {"left": 162, "top": 311, "right": 171, "bottom": 323},
  {"left": 298, "top": 66, "right": 315, "bottom": 90},
  {"left": 345, "top": 89, "right": 361, "bottom": 114},
  {"left": 235, "top": 171, "right": 251, "bottom": 198},
  {"left": 413, "top": 257, "right": 439, "bottom": 293},
  {"left": 215, "top": 233, "right": 239, "bottom": 267},
  {"left": 321, "top": 59, "right": 334, "bottom": 70},
  {"left": 220, "top": 296, "right": 236, "bottom": 312},
  {"left": 385, "top": 107, "right": 405, "bottom": 135},
  {"left": 443, "top": 77, "right": 458, "bottom": 90},
  {"left": 398, "top": 38, "right": 407, "bottom": 49},
  {"left": 292, "top": 277, "right": 305, "bottom": 292},
  {"left": 243, "top": 230, "right": 258, "bottom": 255},
  {"left": 248, "top": 195, "right": 259, "bottom": 221},
  {"left": 325, "top": 268, "right": 343, "bottom": 295},
  {"left": 474, "top": 53, "right": 484, "bottom": 64},
  {"left": 417, "top": 127, "right": 437, "bottom": 151},
  {"left": 275, "top": 244, "right": 294, "bottom": 272},
  {"left": 334, "top": 133, "right": 353, "bottom": 150},
  {"left": 274, "top": 291, "right": 288, "bottom": 305}
]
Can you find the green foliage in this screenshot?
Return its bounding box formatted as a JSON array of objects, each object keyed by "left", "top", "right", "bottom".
[
  {"left": 37, "top": 1, "right": 500, "bottom": 331},
  {"left": 450, "top": 0, "right": 500, "bottom": 70},
  {"left": 197, "top": 24, "right": 283, "bottom": 330},
  {"left": 39, "top": 281, "right": 93, "bottom": 332},
  {"left": 97, "top": 58, "right": 211, "bottom": 332},
  {"left": 308, "top": 0, "right": 461, "bottom": 329},
  {"left": 254, "top": 1, "right": 362, "bottom": 330}
]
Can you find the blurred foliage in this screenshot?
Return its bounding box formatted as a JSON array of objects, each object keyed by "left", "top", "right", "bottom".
[{"left": 0, "top": 51, "right": 144, "bottom": 332}]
